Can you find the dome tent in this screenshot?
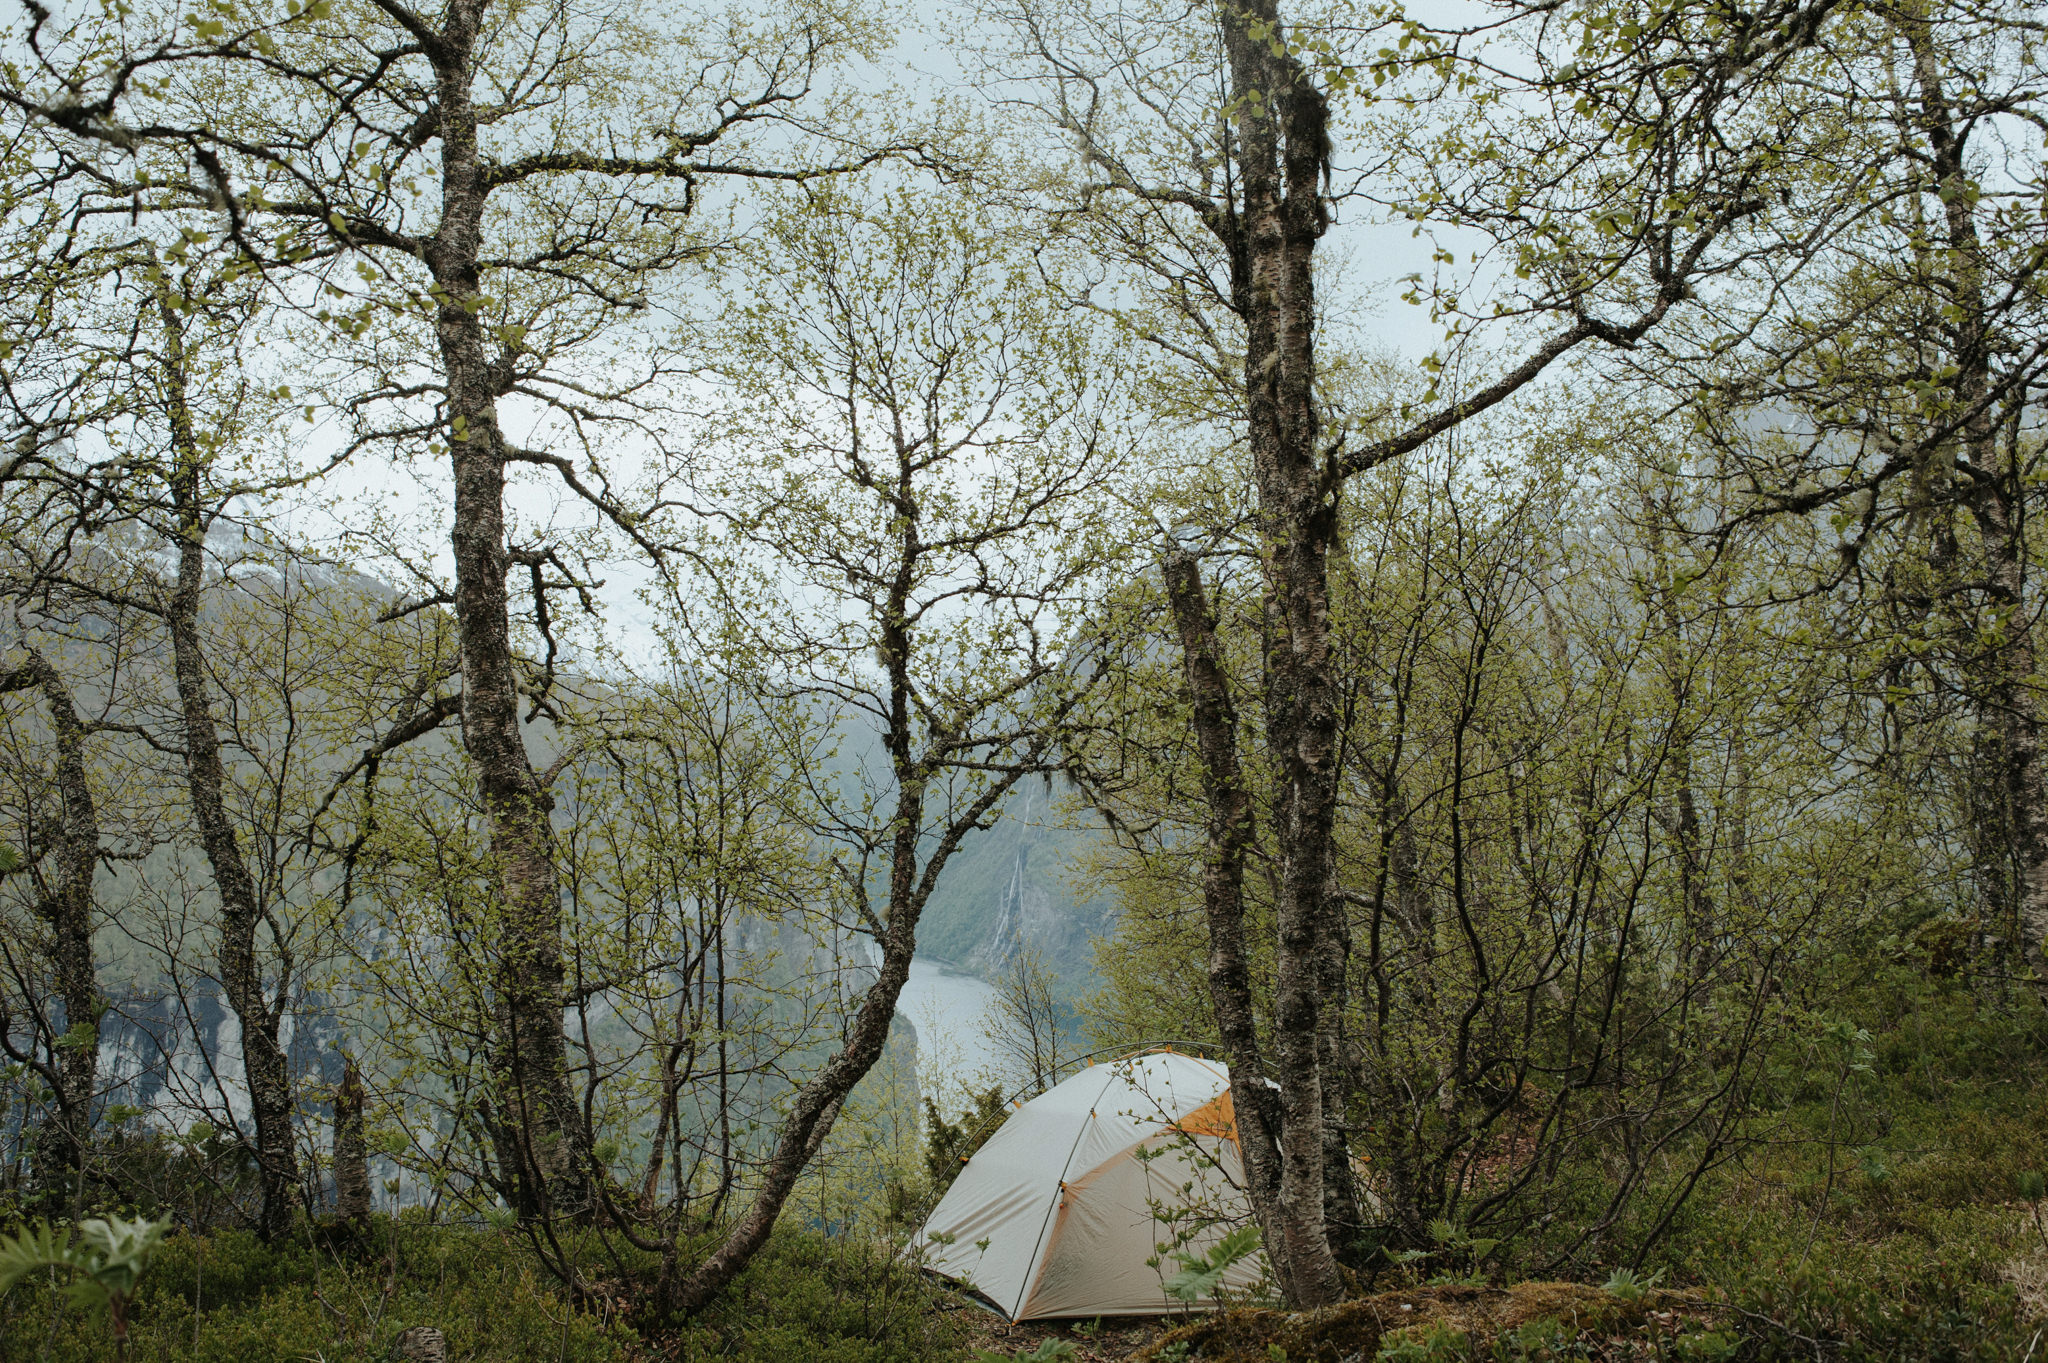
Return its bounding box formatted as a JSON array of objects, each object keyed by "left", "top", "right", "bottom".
[{"left": 918, "top": 1051, "right": 1268, "bottom": 1321}]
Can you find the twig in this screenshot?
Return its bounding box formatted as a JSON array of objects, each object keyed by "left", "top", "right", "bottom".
[{"left": 1710, "top": 1301, "right": 1836, "bottom": 1360}]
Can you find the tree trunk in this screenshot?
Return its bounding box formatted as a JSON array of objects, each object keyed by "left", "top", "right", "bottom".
[
  {"left": 1901, "top": 17, "right": 2048, "bottom": 1004},
  {"left": 662, "top": 950, "right": 894, "bottom": 1317},
  {"left": 667, "top": 431, "right": 1041, "bottom": 1316},
  {"left": 1642, "top": 504, "right": 1714, "bottom": 965},
  {"left": 159, "top": 291, "right": 301, "bottom": 1243},
  {"left": 333, "top": 1058, "right": 371, "bottom": 1223},
  {"left": 1970, "top": 475, "right": 2048, "bottom": 1001},
  {"left": 422, "top": 2, "right": 589, "bottom": 1219},
  {"left": 1149, "top": 0, "right": 1358, "bottom": 1303},
  {"left": 1160, "top": 546, "right": 1299, "bottom": 1295},
  {"left": 665, "top": 756, "right": 1025, "bottom": 1317},
  {"left": 1217, "top": 0, "right": 1353, "bottom": 1305},
  {"left": 2, "top": 647, "right": 103, "bottom": 1202}
]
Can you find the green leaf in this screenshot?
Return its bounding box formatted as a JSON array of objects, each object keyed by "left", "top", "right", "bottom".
[
  {"left": 1164, "top": 1225, "right": 1261, "bottom": 1303},
  {"left": 0, "top": 1220, "right": 85, "bottom": 1294},
  {"left": 1601, "top": 1266, "right": 1661, "bottom": 1301}
]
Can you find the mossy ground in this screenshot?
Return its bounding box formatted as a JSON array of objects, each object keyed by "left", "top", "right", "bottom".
[
  {"left": 1124, "top": 1284, "right": 1716, "bottom": 1363},
  {"left": 0, "top": 1219, "right": 969, "bottom": 1362},
  {"left": 4, "top": 985, "right": 2044, "bottom": 1361},
  {"left": 980, "top": 982, "right": 2048, "bottom": 1362}
]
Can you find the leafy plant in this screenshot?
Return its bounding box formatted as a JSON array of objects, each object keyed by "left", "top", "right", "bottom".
[
  {"left": 925, "top": 1086, "right": 1011, "bottom": 1194},
  {"left": 1599, "top": 1266, "right": 1661, "bottom": 1302},
  {"left": 1427, "top": 1269, "right": 1490, "bottom": 1288},
  {"left": 972, "top": 1340, "right": 1076, "bottom": 1362},
  {"left": 1377, "top": 1323, "right": 1470, "bottom": 1361},
  {"left": 0, "top": 1214, "right": 169, "bottom": 1358},
  {"left": 1673, "top": 1329, "right": 1741, "bottom": 1362},
  {"left": 1164, "top": 1225, "right": 1262, "bottom": 1304},
  {"left": 2017, "top": 1170, "right": 2048, "bottom": 1253},
  {"left": 1501, "top": 1318, "right": 1579, "bottom": 1359},
  {"left": 1419, "top": 1217, "right": 1499, "bottom": 1286}
]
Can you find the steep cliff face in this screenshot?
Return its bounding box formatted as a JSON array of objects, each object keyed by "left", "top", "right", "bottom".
[
  {"left": 913, "top": 780, "right": 1111, "bottom": 994},
  {"left": 92, "top": 983, "right": 348, "bottom": 1129}
]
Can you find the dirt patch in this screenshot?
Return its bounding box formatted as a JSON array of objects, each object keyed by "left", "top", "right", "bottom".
[
  {"left": 963, "top": 1314, "right": 1171, "bottom": 1361},
  {"left": 1127, "top": 1283, "right": 1712, "bottom": 1362}
]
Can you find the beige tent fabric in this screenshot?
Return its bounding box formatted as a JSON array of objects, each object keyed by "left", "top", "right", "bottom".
[{"left": 918, "top": 1052, "right": 1269, "bottom": 1321}]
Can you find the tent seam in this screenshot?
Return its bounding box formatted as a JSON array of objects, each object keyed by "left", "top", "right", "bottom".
[{"left": 1011, "top": 1066, "right": 1127, "bottom": 1318}]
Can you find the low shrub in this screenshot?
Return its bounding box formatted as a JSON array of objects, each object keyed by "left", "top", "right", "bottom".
[
  {"left": 0, "top": 1220, "right": 970, "bottom": 1362},
  {"left": 669, "top": 1226, "right": 969, "bottom": 1361}
]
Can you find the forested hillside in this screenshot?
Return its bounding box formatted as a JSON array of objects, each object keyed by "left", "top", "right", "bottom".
[{"left": 0, "top": 0, "right": 2044, "bottom": 1358}]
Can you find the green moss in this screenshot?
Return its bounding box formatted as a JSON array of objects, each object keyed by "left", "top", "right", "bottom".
[{"left": 1128, "top": 1283, "right": 1701, "bottom": 1363}]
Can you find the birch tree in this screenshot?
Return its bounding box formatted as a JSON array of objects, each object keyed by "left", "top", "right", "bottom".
[
  {"left": 0, "top": 206, "right": 334, "bottom": 1236},
  {"left": 0, "top": 642, "right": 109, "bottom": 1208},
  {"left": 975, "top": 0, "right": 1858, "bottom": 1302},
  {"left": 2, "top": 0, "right": 920, "bottom": 1221},
  {"left": 1641, "top": 0, "right": 2048, "bottom": 1001},
  {"left": 659, "top": 183, "right": 1135, "bottom": 1313}
]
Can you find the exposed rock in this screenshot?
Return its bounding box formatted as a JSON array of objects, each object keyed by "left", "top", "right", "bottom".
[{"left": 390, "top": 1325, "right": 447, "bottom": 1362}]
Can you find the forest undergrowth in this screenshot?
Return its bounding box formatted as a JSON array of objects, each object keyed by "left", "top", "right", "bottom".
[
  {"left": 2, "top": 971, "right": 2041, "bottom": 1362},
  {"left": 3, "top": 0, "right": 2047, "bottom": 1356}
]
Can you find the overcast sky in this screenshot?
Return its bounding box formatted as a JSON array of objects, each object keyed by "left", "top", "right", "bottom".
[{"left": 251, "top": 0, "right": 1504, "bottom": 673}]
